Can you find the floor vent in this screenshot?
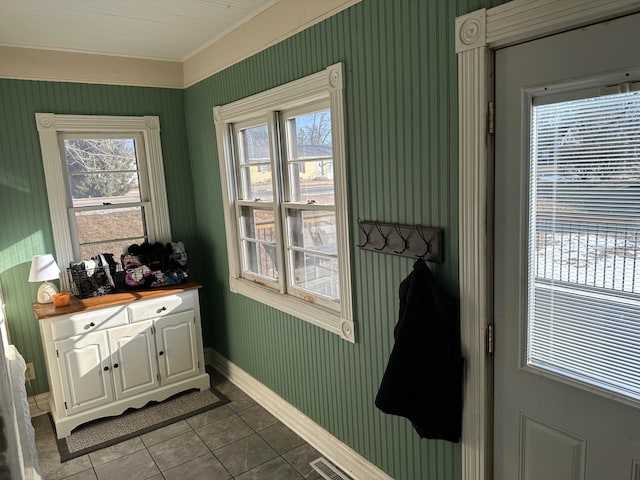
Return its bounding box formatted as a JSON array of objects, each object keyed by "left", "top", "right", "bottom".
[{"left": 310, "top": 457, "right": 351, "bottom": 480}]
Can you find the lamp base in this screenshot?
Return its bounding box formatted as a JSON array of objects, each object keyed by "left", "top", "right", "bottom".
[{"left": 37, "top": 281, "right": 59, "bottom": 304}]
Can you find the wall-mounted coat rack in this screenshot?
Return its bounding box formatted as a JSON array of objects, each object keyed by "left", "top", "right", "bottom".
[{"left": 356, "top": 219, "right": 444, "bottom": 263}]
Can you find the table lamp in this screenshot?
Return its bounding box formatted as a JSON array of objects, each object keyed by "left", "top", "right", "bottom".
[{"left": 28, "top": 254, "right": 61, "bottom": 303}]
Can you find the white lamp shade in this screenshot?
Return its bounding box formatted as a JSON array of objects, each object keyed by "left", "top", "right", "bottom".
[{"left": 28, "top": 254, "right": 61, "bottom": 282}]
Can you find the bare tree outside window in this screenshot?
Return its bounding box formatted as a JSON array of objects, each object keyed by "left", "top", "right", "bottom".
[
  {"left": 62, "top": 136, "right": 148, "bottom": 260},
  {"left": 65, "top": 139, "right": 138, "bottom": 201}
]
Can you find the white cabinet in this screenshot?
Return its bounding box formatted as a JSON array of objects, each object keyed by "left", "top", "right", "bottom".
[
  {"left": 154, "top": 312, "right": 199, "bottom": 386},
  {"left": 55, "top": 331, "right": 114, "bottom": 416},
  {"left": 35, "top": 284, "right": 209, "bottom": 439},
  {"left": 108, "top": 321, "right": 158, "bottom": 400}
]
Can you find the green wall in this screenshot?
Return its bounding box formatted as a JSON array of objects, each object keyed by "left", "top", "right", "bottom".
[
  {"left": 184, "top": 0, "right": 507, "bottom": 478},
  {"left": 0, "top": 79, "right": 195, "bottom": 394}
]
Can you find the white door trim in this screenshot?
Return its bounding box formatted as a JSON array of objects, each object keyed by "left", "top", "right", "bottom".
[{"left": 455, "top": 1, "right": 640, "bottom": 480}]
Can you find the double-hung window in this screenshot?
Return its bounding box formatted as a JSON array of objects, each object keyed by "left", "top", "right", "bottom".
[
  {"left": 61, "top": 133, "right": 150, "bottom": 260},
  {"left": 214, "top": 63, "right": 354, "bottom": 341},
  {"left": 35, "top": 114, "right": 171, "bottom": 285}
]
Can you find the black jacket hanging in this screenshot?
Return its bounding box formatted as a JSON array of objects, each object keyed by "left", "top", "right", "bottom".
[{"left": 375, "top": 258, "right": 463, "bottom": 442}]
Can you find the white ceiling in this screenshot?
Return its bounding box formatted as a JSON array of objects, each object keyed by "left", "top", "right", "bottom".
[{"left": 0, "top": 0, "right": 277, "bottom": 61}]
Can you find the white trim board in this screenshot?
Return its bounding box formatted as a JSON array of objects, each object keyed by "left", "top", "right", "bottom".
[
  {"left": 207, "top": 348, "right": 394, "bottom": 480},
  {"left": 455, "top": 1, "right": 640, "bottom": 480},
  {"left": 0, "top": 46, "right": 184, "bottom": 89}
]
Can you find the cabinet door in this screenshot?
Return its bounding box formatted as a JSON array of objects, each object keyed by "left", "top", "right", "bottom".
[
  {"left": 56, "top": 332, "right": 114, "bottom": 416},
  {"left": 108, "top": 321, "right": 159, "bottom": 400},
  {"left": 154, "top": 311, "right": 198, "bottom": 386}
]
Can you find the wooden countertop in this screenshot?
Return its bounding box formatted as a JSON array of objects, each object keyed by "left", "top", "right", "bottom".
[{"left": 33, "top": 281, "right": 202, "bottom": 320}]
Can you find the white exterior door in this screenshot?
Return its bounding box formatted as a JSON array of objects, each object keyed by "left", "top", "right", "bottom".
[
  {"left": 154, "top": 311, "right": 198, "bottom": 386},
  {"left": 108, "top": 321, "right": 158, "bottom": 400},
  {"left": 56, "top": 332, "right": 114, "bottom": 415},
  {"left": 494, "top": 13, "right": 640, "bottom": 480}
]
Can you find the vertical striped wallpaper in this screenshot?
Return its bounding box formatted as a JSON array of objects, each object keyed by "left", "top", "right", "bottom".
[
  {"left": 185, "top": 0, "right": 508, "bottom": 479},
  {"left": 0, "top": 79, "right": 194, "bottom": 394}
]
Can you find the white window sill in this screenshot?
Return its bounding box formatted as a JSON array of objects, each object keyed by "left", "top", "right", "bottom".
[{"left": 229, "top": 277, "right": 355, "bottom": 342}]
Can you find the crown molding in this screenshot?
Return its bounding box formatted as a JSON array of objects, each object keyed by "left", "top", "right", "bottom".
[
  {"left": 182, "top": 0, "right": 362, "bottom": 88},
  {"left": 0, "top": 46, "right": 183, "bottom": 88},
  {"left": 0, "top": 0, "right": 362, "bottom": 89}
]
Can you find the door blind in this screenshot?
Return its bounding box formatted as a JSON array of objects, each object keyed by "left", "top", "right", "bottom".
[{"left": 528, "top": 89, "right": 640, "bottom": 404}]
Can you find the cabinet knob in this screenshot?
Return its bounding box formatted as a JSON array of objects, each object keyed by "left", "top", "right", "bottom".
[
  {"left": 159, "top": 351, "right": 164, "bottom": 356},
  {"left": 159, "top": 306, "right": 167, "bottom": 312},
  {"left": 113, "top": 363, "right": 119, "bottom": 369},
  {"left": 103, "top": 366, "right": 109, "bottom": 371},
  {"left": 89, "top": 322, "right": 95, "bottom": 327}
]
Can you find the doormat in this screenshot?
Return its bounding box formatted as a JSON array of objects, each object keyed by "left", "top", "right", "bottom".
[{"left": 54, "top": 387, "right": 229, "bottom": 462}]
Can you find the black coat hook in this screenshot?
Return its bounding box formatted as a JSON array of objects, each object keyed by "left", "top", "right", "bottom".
[
  {"left": 393, "top": 222, "right": 409, "bottom": 254},
  {"left": 374, "top": 221, "right": 389, "bottom": 250},
  {"left": 415, "top": 224, "right": 431, "bottom": 259},
  {"left": 357, "top": 218, "right": 371, "bottom": 248}
]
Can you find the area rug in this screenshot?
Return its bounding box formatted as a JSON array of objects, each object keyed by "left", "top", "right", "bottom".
[{"left": 55, "top": 387, "right": 229, "bottom": 462}]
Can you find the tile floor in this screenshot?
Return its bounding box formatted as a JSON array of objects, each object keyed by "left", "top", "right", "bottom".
[{"left": 32, "top": 370, "right": 323, "bottom": 480}]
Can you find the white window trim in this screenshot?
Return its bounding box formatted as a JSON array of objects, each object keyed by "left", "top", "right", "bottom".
[
  {"left": 455, "top": 1, "right": 640, "bottom": 480},
  {"left": 35, "top": 113, "right": 172, "bottom": 287},
  {"left": 213, "top": 63, "right": 354, "bottom": 342}
]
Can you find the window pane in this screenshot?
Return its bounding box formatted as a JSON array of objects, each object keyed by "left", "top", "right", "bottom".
[
  {"left": 528, "top": 90, "right": 640, "bottom": 401},
  {"left": 239, "top": 125, "right": 270, "bottom": 164},
  {"left": 239, "top": 165, "right": 273, "bottom": 202},
  {"left": 242, "top": 240, "right": 278, "bottom": 281},
  {"left": 239, "top": 206, "right": 278, "bottom": 280},
  {"left": 75, "top": 206, "right": 146, "bottom": 244},
  {"left": 239, "top": 206, "right": 276, "bottom": 242},
  {"left": 287, "top": 110, "right": 332, "bottom": 160},
  {"left": 69, "top": 173, "right": 141, "bottom": 206},
  {"left": 288, "top": 161, "right": 334, "bottom": 204},
  {"left": 287, "top": 210, "right": 336, "bottom": 254},
  {"left": 238, "top": 124, "right": 272, "bottom": 200},
  {"left": 64, "top": 138, "right": 141, "bottom": 206},
  {"left": 286, "top": 109, "right": 334, "bottom": 204},
  {"left": 290, "top": 250, "right": 339, "bottom": 301}
]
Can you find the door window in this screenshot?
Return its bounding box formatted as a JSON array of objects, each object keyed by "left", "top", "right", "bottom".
[{"left": 527, "top": 83, "right": 640, "bottom": 404}]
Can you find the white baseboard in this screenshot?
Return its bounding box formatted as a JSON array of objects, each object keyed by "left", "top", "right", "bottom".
[
  {"left": 28, "top": 392, "right": 50, "bottom": 418},
  {"left": 206, "top": 347, "right": 394, "bottom": 480}
]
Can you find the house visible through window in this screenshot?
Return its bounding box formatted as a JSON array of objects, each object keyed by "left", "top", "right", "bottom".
[
  {"left": 35, "top": 114, "right": 171, "bottom": 282},
  {"left": 214, "top": 63, "right": 354, "bottom": 341},
  {"left": 526, "top": 81, "right": 640, "bottom": 404}
]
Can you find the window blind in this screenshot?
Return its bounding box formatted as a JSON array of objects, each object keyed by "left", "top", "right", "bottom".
[{"left": 528, "top": 89, "right": 640, "bottom": 404}]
